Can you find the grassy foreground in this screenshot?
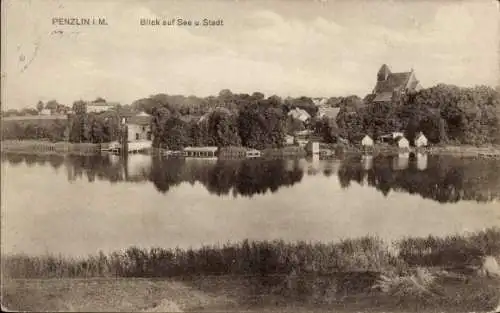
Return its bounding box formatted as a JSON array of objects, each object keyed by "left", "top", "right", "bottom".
[
  {"left": 2, "top": 275, "right": 499, "bottom": 312},
  {"left": 2, "top": 228, "right": 500, "bottom": 312}
]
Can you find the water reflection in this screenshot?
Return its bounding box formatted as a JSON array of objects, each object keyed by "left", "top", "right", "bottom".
[
  {"left": 338, "top": 154, "right": 500, "bottom": 203},
  {"left": 2, "top": 152, "right": 500, "bottom": 203},
  {"left": 417, "top": 153, "right": 428, "bottom": 171}
]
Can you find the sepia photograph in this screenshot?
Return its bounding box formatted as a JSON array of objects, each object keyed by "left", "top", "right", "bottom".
[{"left": 1, "top": 0, "right": 500, "bottom": 312}]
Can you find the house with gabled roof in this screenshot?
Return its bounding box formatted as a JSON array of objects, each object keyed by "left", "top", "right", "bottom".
[
  {"left": 287, "top": 108, "right": 311, "bottom": 122},
  {"left": 370, "top": 64, "right": 422, "bottom": 104},
  {"left": 125, "top": 111, "right": 152, "bottom": 141},
  {"left": 87, "top": 100, "right": 118, "bottom": 113},
  {"left": 317, "top": 107, "right": 341, "bottom": 121}
]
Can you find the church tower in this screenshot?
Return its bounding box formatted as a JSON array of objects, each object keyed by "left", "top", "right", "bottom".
[{"left": 377, "top": 64, "right": 391, "bottom": 81}]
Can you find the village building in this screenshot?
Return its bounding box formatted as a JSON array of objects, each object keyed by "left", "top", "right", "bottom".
[
  {"left": 338, "top": 137, "right": 349, "bottom": 145},
  {"left": 284, "top": 134, "right": 295, "bottom": 145},
  {"left": 87, "top": 100, "right": 118, "bottom": 113},
  {"left": 125, "top": 112, "right": 152, "bottom": 142},
  {"left": 370, "top": 64, "right": 422, "bottom": 104},
  {"left": 317, "top": 107, "right": 340, "bottom": 121},
  {"left": 287, "top": 108, "right": 311, "bottom": 123},
  {"left": 361, "top": 135, "right": 374, "bottom": 147},
  {"left": 396, "top": 136, "right": 410, "bottom": 149},
  {"left": 39, "top": 109, "right": 52, "bottom": 116},
  {"left": 294, "top": 130, "right": 313, "bottom": 147},
  {"left": 312, "top": 98, "right": 328, "bottom": 106},
  {"left": 415, "top": 132, "right": 428, "bottom": 148},
  {"left": 198, "top": 107, "right": 232, "bottom": 124},
  {"left": 379, "top": 131, "right": 405, "bottom": 143},
  {"left": 392, "top": 132, "right": 404, "bottom": 139}
]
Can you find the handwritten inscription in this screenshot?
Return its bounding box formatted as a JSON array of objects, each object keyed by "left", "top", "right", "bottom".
[
  {"left": 52, "top": 17, "right": 108, "bottom": 26},
  {"left": 140, "top": 18, "right": 224, "bottom": 27}
]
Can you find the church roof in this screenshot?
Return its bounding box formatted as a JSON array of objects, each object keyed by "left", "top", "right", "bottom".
[{"left": 374, "top": 71, "right": 412, "bottom": 94}]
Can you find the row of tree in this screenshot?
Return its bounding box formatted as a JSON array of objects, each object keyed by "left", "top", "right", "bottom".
[
  {"left": 3, "top": 85, "right": 500, "bottom": 146},
  {"left": 68, "top": 101, "right": 121, "bottom": 143},
  {"left": 151, "top": 100, "right": 288, "bottom": 150},
  {"left": 329, "top": 85, "right": 500, "bottom": 146},
  {"left": 2, "top": 100, "right": 72, "bottom": 117},
  {"left": 1, "top": 119, "right": 68, "bottom": 141}
]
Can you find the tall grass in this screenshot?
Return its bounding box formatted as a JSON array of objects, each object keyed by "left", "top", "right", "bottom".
[
  {"left": 3, "top": 228, "right": 500, "bottom": 279},
  {"left": 398, "top": 227, "right": 500, "bottom": 267}
]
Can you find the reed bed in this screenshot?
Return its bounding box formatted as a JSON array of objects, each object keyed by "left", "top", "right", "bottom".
[
  {"left": 4, "top": 228, "right": 499, "bottom": 280},
  {"left": 397, "top": 227, "right": 500, "bottom": 267}
]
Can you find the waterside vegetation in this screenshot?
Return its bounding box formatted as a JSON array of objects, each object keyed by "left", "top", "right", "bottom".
[
  {"left": 3, "top": 228, "right": 500, "bottom": 312},
  {"left": 3, "top": 228, "right": 499, "bottom": 279}
]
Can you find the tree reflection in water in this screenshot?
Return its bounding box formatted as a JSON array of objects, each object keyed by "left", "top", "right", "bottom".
[
  {"left": 149, "top": 156, "right": 304, "bottom": 197},
  {"left": 337, "top": 153, "right": 500, "bottom": 203},
  {"left": 2, "top": 152, "right": 499, "bottom": 203}
]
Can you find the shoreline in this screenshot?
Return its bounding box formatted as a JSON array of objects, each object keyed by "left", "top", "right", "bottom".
[{"left": 2, "top": 139, "right": 500, "bottom": 159}]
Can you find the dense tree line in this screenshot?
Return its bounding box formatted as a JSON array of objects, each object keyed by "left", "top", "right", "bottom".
[
  {"left": 68, "top": 100, "right": 121, "bottom": 143},
  {"left": 1, "top": 119, "right": 69, "bottom": 141},
  {"left": 334, "top": 85, "right": 500, "bottom": 146},
  {"left": 3, "top": 85, "right": 499, "bottom": 146},
  {"left": 151, "top": 98, "right": 288, "bottom": 150}
]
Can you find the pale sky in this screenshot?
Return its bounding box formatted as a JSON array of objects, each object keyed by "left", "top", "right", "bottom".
[{"left": 1, "top": 0, "right": 499, "bottom": 109}]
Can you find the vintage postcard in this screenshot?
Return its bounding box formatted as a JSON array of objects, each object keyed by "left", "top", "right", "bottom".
[{"left": 1, "top": 0, "right": 500, "bottom": 312}]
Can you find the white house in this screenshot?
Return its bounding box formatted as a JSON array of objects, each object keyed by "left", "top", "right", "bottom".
[
  {"left": 39, "top": 109, "right": 52, "bottom": 115},
  {"left": 317, "top": 107, "right": 341, "bottom": 120},
  {"left": 392, "top": 132, "right": 404, "bottom": 139},
  {"left": 125, "top": 112, "right": 152, "bottom": 142},
  {"left": 87, "top": 101, "right": 117, "bottom": 113},
  {"left": 397, "top": 137, "right": 410, "bottom": 149},
  {"left": 415, "top": 133, "right": 428, "bottom": 147},
  {"left": 288, "top": 108, "right": 311, "bottom": 122},
  {"left": 284, "top": 134, "right": 295, "bottom": 145},
  {"left": 294, "top": 130, "right": 313, "bottom": 147},
  {"left": 313, "top": 98, "right": 328, "bottom": 106},
  {"left": 361, "top": 135, "right": 374, "bottom": 147}
]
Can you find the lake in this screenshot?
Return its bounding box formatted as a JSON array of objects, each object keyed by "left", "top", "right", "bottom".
[{"left": 2, "top": 152, "right": 499, "bottom": 257}]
